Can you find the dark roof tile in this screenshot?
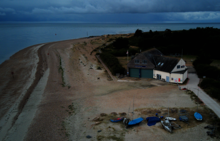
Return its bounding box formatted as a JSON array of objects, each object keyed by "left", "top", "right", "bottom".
[
  {"left": 127, "top": 48, "right": 162, "bottom": 69},
  {"left": 154, "top": 56, "right": 180, "bottom": 73}
]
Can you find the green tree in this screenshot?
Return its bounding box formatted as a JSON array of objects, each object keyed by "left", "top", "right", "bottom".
[
  {"left": 112, "top": 37, "right": 129, "bottom": 49},
  {"left": 134, "top": 29, "right": 143, "bottom": 37}
]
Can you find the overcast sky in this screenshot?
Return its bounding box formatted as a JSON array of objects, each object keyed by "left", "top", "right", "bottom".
[{"left": 1, "top": 0, "right": 220, "bottom": 23}]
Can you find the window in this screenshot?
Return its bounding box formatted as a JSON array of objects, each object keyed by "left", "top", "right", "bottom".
[
  {"left": 181, "top": 65, "right": 185, "bottom": 68},
  {"left": 158, "top": 62, "right": 161, "bottom": 65},
  {"left": 161, "top": 63, "right": 164, "bottom": 66},
  {"left": 142, "top": 60, "right": 147, "bottom": 64},
  {"left": 177, "top": 65, "right": 180, "bottom": 69},
  {"left": 135, "top": 60, "right": 139, "bottom": 64}
]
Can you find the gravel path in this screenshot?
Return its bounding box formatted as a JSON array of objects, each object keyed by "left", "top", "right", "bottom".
[{"left": 181, "top": 73, "right": 220, "bottom": 118}]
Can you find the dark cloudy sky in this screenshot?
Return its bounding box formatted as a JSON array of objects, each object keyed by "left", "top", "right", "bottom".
[{"left": 1, "top": 0, "right": 220, "bottom": 23}]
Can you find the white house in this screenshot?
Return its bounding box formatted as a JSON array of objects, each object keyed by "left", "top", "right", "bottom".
[
  {"left": 127, "top": 48, "right": 188, "bottom": 83},
  {"left": 153, "top": 57, "right": 188, "bottom": 83}
]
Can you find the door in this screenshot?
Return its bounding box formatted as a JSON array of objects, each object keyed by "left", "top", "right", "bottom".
[
  {"left": 130, "top": 68, "right": 139, "bottom": 78},
  {"left": 166, "top": 76, "right": 169, "bottom": 82},
  {"left": 157, "top": 74, "right": 161, "bottom": 80},
  {"left": 141, "top": 69, "right": 153, "bottom": 78}
]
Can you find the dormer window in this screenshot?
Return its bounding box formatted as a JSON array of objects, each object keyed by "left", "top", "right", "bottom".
[
  {"left": 135, "top": 60, "right": 139, "bottom": 64},
  {"left": 142, "top": 60, "right": 147, "bottom": 64},
  {"left": 181, "top": 65, "right": 185, "bottom": 68},
  {"left": 161, "top": 63, "right": 164, "bottom": 66},
  {"left": 158, "top": 62, "right": 161, "bottom": 65},
  {"left": 177, "top": 65, "right": 180, "bottom": 69}
]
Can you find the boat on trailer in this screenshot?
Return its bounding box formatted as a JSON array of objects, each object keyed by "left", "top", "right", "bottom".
[
  {"left": 165, "top": 117, "right": 176, "bottom": 121},
  {"left": 110, "top": 117, "right": 124, "bottom": 122},
  {"left": 161, "top": 120, "right": 172, "bottom": 133}
]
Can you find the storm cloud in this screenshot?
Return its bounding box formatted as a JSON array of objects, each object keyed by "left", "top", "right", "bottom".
[{"left": 1, "top": 0, "right": 220, "bottom": 22}]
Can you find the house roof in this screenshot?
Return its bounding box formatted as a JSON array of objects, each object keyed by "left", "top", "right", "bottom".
[
  {"left": 141, "top": 48, "right": 163, "bottom": 65},
  {"left": 171, "top": 69, "right": 188, "bottom": 74},
  {"left": 127, "top": 48, "right": 181, "bottom": 72},
  {"left": 127, "top": 53, "right": 155, "bottom": 69},
  {"left": 127, "top": 48, "right": 162, "bottom": 69},
  {"left": 154, "top": 56, "right": 180, "bottom": 73}
]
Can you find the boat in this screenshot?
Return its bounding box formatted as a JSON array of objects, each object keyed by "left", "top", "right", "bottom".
[
  {"left": 163, "top": 107, "right": 176, "bottom": 121},
  {"left": 110, "top": 117, "right": 124, "bottom": 122},
  {"left": 146, "top": 117, "right": 161, "bottom": 126},
  {"left": 128, "top": 117, "right": 144, "bottom": 126},
  {"left": 179, "top": 115, "right": 188, "bottom": 122},
  {"left": 165, "top": 117, "right": 176, "bottom": 121},
  {"left": 126, "top": 92, "right": 143, "bottom": 127},
  {"left": 194, "top": 112, "right": 202, "bottom": 121},
  {"left": 161, "top": 120, "right": 172, "bottom": 133}
]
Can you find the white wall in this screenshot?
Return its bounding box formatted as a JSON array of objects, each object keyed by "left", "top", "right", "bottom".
[
  {"left": 153, "top": 70, "right": 170, "bottom": 82},
  {"left": 170, "top": 73, "right": 183, "bottom": 83},
  {"left": 183, "top": 70, "right": 188, "bottom": 82},
  {"left": 172, "top": 59, "right": 187, "bottom": 72}
]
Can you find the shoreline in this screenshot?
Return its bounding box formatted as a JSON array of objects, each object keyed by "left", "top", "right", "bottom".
[
  {"left": 2, "top": 22, "right": 218, "bottom": 66},
  {"left": 0, "top": 34, "right": 97, "bottom": 66}
]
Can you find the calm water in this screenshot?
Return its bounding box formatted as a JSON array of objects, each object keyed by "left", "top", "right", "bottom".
[{"left": 1, "top": 23, "right": 220, "bottom": 64}]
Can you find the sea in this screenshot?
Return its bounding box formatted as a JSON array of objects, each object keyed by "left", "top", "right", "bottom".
[{"left": 1, "top": 23, "right": 220, "bottom": 64}]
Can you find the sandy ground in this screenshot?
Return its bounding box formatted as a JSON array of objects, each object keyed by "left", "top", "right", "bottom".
[{"left": 0, "top": 34, "right": 219, "bottom": 141}]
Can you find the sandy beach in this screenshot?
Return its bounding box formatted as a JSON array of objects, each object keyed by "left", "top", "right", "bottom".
[{"left": 0, "top": 34, "right": 218, "bottom": 141}]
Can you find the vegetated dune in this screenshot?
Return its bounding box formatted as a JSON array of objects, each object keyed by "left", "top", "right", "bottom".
[{"left": 0, "top": 34, "right": 218, "bottom": 141}]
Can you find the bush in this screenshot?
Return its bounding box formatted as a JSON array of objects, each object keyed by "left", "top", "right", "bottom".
[
  {"left": 208, "top": 87, "right": 220, "bottom": 100},
  {"left": 199, "top": 78, "right": 220, "bottom": 100},
  {"left": 107, "top": 48, "right": 139, "bottom": 57},
  {"left": 112, "top": 37, "right": 129, "bottom": 49},
  {"left": 200, "top": 78, "right": 220, "bottom": 89},
  {"left": 134, "top": 29, "right": 143, "bottom": 37},
  {"left": 100, "top": 53, "right": 125, "bottom": 75},
  {"left": 193, "top": 62, "right": 220, "bottom": 79}
]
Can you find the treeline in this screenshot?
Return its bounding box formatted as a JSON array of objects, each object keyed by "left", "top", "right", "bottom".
[
  {"left": 101, "top": 27, "right": 220, "bottom": 76},
  {"left": 99, "top": 52, "right": 125, "bottom": 75},
  {"left": 104, "top": 27, "right": 220, "bottom": 58},
  {"left": 193, "top": 56, "right": 220, "bottom": 100},
  {"left": 130, "top": 27, "right": 220, "bottom": 57},
  {"left": 105, "top": 48, "right": 139, "bottom": 57}
]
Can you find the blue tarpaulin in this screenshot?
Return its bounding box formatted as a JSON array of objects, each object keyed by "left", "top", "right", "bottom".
[{"left": 146, "top": 117, "right": 161, "bottom": 126}]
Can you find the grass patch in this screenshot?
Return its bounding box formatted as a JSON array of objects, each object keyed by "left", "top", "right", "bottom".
[
  {"left": 91, "top": 113, "right": 127, "bottom": 141},
  {"left": 67, "top": 103, "right": 75, "bottom": 115},
  {"left": 97, "top": 135, "right": 124, "bottom": 141},
  {"left": 58, "top": 55, "right": 65, "bottom": 87},
  {"left": 185, "top": 89, "right": 203, "bottom": 104},
  {"left": 61, "top": 120, "right": 69, "bottom": 138},
  {"left": 117, "top": 57, "right": 131, "bottom": 70}
]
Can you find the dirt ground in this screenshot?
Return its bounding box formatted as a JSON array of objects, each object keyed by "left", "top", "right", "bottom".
[{"left": 0, "top": 34, "right": 219, "bottom": 141}]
